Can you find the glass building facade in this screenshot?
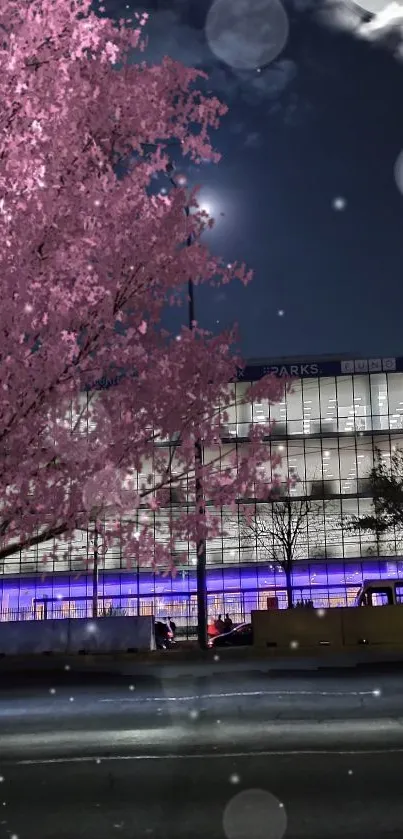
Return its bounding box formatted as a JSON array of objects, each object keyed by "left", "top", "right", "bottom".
[{"left": 2, "top": 353, "right": 403, "bottom": 634}]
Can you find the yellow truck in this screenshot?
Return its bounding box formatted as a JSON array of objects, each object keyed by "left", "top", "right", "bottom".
[{"left": 354, "top": 578, "right": 403, "bottom": 607}]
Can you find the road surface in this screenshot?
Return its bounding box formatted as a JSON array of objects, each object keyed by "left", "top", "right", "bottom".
[{"left": 1, "top": 665, "right": 403, "bottom": 838}]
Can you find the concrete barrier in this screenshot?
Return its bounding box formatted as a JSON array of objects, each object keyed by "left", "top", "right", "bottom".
[
  {"left": 0, "top": 616, "right": 155, "bottom": 656},
  {"left": 252, "top": 606, "right": 403, "bottom": 653},
  {"left": 67, "top": 616, "right": 155, "bottom": 654},
  {"left": 252, "top": 608, "right": 344, "bottom": 650},
  {"left": 341, "top": 605, "right": 403, "bottom": 648},
  {"left": 0, "top": 619, "right": 68, "bottom": 656}
]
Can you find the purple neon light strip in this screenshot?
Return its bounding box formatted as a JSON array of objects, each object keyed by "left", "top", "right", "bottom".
[{"left": 1, "top": 562, "right": 402, "bottom": 611}]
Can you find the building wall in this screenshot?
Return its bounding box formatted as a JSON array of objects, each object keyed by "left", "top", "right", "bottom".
[{"left": 2, "top": 357, "right": 403, "bottom": 625}]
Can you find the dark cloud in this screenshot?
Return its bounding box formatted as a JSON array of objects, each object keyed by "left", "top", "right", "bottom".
[
  {"left": 129, "top": 3, "right": 297, "bottom": 106},
  {"left": 313, "top": 0, "right": 403, "bottom": 52},
  {"left": 244, "top": 132, "right": 263, "bottom": 148}
]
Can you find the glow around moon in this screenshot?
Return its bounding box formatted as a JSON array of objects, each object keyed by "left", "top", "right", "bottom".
[
  {"left": 205, "top": 0, "right": 289, "bottom": 71},
  {"left": 198, "top": 200, "right": 215, "bottom": 216},
  {"left": 191, "top": 189, "right": 221, "bottom": 222}
]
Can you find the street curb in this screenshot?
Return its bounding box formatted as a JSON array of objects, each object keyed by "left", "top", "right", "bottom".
[
  {"left": 1, "top": 646, "right": 403, "bottom": 678},
  {"left": 1, "top": 644, "right": 403, "bottom": 662}
]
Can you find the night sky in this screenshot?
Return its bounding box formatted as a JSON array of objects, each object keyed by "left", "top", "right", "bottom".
[{"left": 107, "top": 0, "right": 403, "bottom": 361}]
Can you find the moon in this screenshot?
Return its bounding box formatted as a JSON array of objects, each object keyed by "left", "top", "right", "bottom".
[{"left": 205, "top": 0, "right": 289, "bottom": 71}]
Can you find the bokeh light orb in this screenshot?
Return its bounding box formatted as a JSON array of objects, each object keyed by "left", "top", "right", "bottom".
[
  {"left": 223, "top": 788, "right": 287, "bottom": 839},
  {"left": 205, "top": 0, "right": 289, "bottom": 71},
  {"left": 394, "top": 149, "right": 403, "bottom": 195},
  {"left": 332, "top": 196, "right": 347, "bottom": 211},
  {"left": 176, "top": 174, "right": 187, "bottom": 186}
]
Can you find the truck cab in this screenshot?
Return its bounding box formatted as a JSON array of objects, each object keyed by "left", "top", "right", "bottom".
[{"left": 354, "top": 579, "right": 403, "bottom": 607}]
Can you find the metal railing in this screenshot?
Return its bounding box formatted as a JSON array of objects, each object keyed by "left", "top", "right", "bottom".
[
  {"left": 0, "top": 606, "right": 198, "bottom": 639},
  {"left": 0, "top": 586, "right": 360, "bottom": 632}
]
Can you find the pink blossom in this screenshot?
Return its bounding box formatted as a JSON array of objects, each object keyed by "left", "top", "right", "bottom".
[{"left": 0, "top": 0, "right": 281, "bottom": 575}]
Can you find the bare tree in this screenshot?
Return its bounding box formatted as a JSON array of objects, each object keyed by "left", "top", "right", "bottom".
[
  {"left": 233, "top": 494, "right": 323, "bottom": 609},
  {"left": 344, "top": 447, "right": 403, "bottom": 557}
]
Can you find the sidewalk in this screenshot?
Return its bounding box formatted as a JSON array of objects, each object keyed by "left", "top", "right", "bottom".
[{"left": 1, "top": 644, "right": 403, "bottom": 679}]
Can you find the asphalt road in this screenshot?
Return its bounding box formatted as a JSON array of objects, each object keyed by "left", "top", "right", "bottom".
[{"left": 1, "top": 665, "right": 403, "bottom": 838}]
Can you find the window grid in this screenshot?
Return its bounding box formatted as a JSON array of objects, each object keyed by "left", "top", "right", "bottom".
[{"left": 3, "top": 369, "right": 403, "bottom": 624}]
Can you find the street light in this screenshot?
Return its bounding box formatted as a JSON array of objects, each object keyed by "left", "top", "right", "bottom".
[
  {"left": 92, "top": 523, "right": 99, "bottom": 619},
  {"left": 83, "top": 521, "right": 108, "bottom": 618},
  {"left": 188, "top": 277, "right": 208, "bottom": 651},
  {"left": 165, "top": 161, "right": 208, "bottom": 650},
  {"left": 116, "top": 146, "right": 209, "bottom": 649}
]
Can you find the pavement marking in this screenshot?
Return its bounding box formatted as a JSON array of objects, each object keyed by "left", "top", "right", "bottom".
[
  {"left": 11, "top": 747, "right": 403, "bottom": 766},
  {"left": 3, "top": 718, "right": 401, "bottom": 756},
  {"left": 98, "top": 689, "right": 375, "bottom": 703}
]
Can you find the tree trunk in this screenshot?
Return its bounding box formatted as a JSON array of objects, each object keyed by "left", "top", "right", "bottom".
[{"left": 285, "top": 563, "right": 293, "bottom": 609}]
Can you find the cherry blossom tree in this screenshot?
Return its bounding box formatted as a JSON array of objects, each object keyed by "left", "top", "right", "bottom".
[{"left": 0, "top": 0, "right": 283, "bottom": 577}]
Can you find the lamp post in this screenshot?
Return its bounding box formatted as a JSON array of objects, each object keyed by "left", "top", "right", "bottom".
[
  {"left": 85, "top": 520, "right": 107, "bottom": 619},
  {"left": 123, "top": 147, "right": 209, "bottom": 648},
  {"left": 166, "top": 162, "right": 208, "bottom": 650},
  {"left": 92, "top": 522, "right": 99, "bottom": 619},
  {"left": 188, "top": 277, "right": 208, "bottom": 650}
]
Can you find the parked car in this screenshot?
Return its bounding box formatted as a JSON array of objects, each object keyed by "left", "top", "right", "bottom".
[{"left": 208, "top": 622, "right": 253, "bottom": 648}]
